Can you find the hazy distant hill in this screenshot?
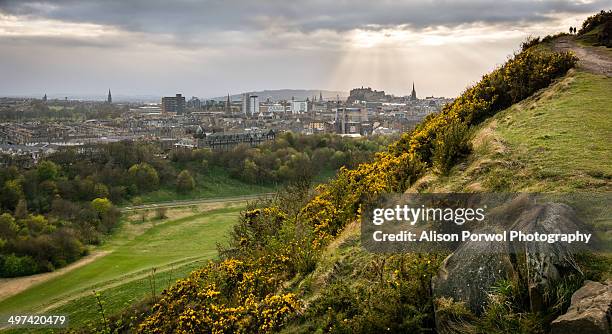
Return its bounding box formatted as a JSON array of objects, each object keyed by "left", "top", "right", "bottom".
[{"left": 209, "top": 89, "right": 347, "bottom": 102}]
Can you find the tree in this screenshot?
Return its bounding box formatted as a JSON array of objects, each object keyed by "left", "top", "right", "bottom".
[
  {"left": 36, "top": 160, "right": 60, "bottom": 182},
  {"left": 91, "top": 198, "right": 113, "bottom": 218},
  {"left": 1, "top": 179, "right": 22, "bottom": 211},
  {"left": 0, "top": 213, "right": 18, "bottom": 238},
  {"left": 176, "top": 170, "right": 195, "bottom": 193},
  {"left": 93, "top": 183, "right": 110, "bottom": 199},
  {"left": 128, "top": 163, "right": 159, "bottom": 192}
]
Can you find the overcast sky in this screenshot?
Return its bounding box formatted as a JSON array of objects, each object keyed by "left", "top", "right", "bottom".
[{"left": 0, "top": 0, "right": 606, "bottom": 99}]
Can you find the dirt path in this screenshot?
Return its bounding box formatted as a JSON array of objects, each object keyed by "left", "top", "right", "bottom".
[
  {"left": 0, "top": 251, "right": 110, "bottom": 302},
  {"left": 553, "top": 36, "right": 612, "bottom": 76},
  {"left": 121, "top": 193, "right": 272, "bottom": 212}
]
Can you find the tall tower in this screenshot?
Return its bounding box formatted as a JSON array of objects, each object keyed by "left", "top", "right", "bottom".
[
  {"left": 410, "top": 82, "right": 417, "bottom": 101},
  {"left": 42, "top": 94, "right": 47, "bottom": 103},
  {"left": 107, "top": 89, "right": 112, "bottom": 104},
  {"left": 225, "top": 94, "right": 231, "bottom": 113},
  {"left": 319, "top": 91, "right": 323, "bottom": 102},
  {"left": 242, "top": 93, "right": 250, "bottom": 115}
]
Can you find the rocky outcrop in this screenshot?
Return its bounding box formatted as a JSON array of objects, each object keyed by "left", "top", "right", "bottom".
[
  {"left": 432, "top": 200, "right": 585, "bottom": 314},
  {"left": 551, "top": 280, "right": 612, "bottom": 334}
]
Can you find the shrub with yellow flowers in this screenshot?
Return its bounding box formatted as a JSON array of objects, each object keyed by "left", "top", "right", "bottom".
[{"left": 138, "top": 258, "right": 300, "bottom": 333}]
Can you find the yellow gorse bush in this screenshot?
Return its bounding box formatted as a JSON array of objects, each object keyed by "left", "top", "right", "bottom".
[{"left": 138, "top": 259, "right": 300, "bottom": 333}]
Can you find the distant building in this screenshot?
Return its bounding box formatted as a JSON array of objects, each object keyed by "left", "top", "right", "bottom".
[
  {"left": 348, "top": 87, "right": 386, "bottom": 103},
  {"left": 188, "top": 96, "right": 202, "bottom": 109},
  {"left": 42, "top": 94, "right": 47, "bottom": 103},
  {"left": 107, "top": 89, "right": 112, "bottom": 104},
  {"left": 242, "top": 93, "right": 250, "bottom": 115},
  {"left": 335, "top": 107, "right": 369, "bottom": 135},
  {"left": 267, "top": 103, "right": 286, "bottom": 114},
  {"left": 410, "top": 82, "right": 417, "bottom": 101},
  {"left": 249, "top": 95, "right": 259, "bottom": 115},
  {"left": 162, "top": 94, "right": 186, "bottom": 114},
  {"left": 225, "top": 94, "right": 231, "bottom": 113},
  {"left": 291, "top": 100, "right": 308, "bottom": 114}
]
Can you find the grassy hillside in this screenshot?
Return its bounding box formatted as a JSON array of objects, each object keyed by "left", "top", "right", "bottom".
[
  {"left": 0, "top": 202, "right": 245, "bottom": 332},
  {"left": 415, "top": 70, "right": 611, "bottom": 193},
  {"left": 128, "top": 34, "right": 582, "bottom": 334},
  {"left": 284, "top": 68, "right": 611, "bottom": 333}
]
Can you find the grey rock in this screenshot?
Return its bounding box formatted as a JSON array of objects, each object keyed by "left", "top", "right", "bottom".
[
  {"left": 551, "top": 280, "right": 612, "bottom": 334},
  {"left": 431, "top": 225, "right": 515, "bottom": 313},
  {"left": 432, "top": 201, "right": 584, "bottom": 314}
]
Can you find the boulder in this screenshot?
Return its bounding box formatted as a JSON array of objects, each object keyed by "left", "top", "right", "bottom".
[
  {"left": 509, "top": 202, "right": 584, "bottom": 312},
  {"left": 551, "top": 280, "right": 612, "bottom": 334},
  {"left": 431, "top": 225, "right": 515, "bottom": 313},
  {"left": 432, "top": 200, "right": 584, "bottom": 314}
]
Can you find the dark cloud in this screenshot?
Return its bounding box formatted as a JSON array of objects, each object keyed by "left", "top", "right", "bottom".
[
  {"left": 0, "top": 1, "right": 606, "bottom": 97},
  {"left": 0, "top": 0, "right": 607, "bottom": 37}
]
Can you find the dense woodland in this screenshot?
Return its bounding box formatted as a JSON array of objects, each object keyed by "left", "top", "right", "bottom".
[{"left": 0, "top": 133, "right": 392, "bottom": 277}]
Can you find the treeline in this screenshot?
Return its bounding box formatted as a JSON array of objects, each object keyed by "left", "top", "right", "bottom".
[
  {"left": 0, "top": 102, "right": 124, "bottom": 121},
  {"left": 0, "top": 133, "right": 389, "bottom": 277},
  {"left": 172, "top": 132, "right": 392, "bottom": 185}
]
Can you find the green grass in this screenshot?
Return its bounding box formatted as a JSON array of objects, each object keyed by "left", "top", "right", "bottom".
[
  {"left": 0, "top": 206, "right": 243, "bottom": 331},
  {"left": 136, "top": 166, "right": 339, "bottom": 205},
  {"left": 495, "top": 71, "right": 611, "bottom": 190},
  {"left": 421, "top": 70, "right": 611, "bottom": 193},
  {"left": 137, "top": 167, "right": 276, "bottom": 204}
]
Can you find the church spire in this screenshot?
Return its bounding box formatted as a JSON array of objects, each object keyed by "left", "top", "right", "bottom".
[
  {"left": 410, "top": 82, "right": 417, "bottom": 101},
  {"left": 225, "top": 93, "right": 231, "bottom": 112},
  {"left": 107, "top": 89, "right": 112, "bottom": 104}
]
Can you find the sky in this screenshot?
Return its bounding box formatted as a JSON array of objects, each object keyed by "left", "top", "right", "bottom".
[{"left": 0, "top": 0, "right": 607, "bottom": 100}]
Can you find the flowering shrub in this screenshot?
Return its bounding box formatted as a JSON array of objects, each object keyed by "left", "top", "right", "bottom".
[
  {"left": 578, "top": 10, "right": 612, "bottom": 35},
  {"left": 138, "top": 259, "right": 300, "bottom": 333},
  {"left": 299, "top": 48, "right": 576, "bottom": 243}
]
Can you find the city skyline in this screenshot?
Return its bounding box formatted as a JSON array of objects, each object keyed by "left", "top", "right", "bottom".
[{"left": 0, "top": 0, "right": 605, "bottom": 98}]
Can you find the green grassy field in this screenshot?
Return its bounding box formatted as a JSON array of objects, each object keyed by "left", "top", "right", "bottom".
[
  {"left": 137, "top": 167, "right": 276, "bottom": 204},
  {"left": 0, "top": 204, "right": 244, "bottom": 332},
  {"left": 136, "top": 166, "right": 338, "bottom": 205}
]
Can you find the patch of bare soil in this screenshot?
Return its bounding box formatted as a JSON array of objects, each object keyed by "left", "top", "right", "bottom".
[{"left": 553, "top": 36, "right": 612, "bottom": 76}]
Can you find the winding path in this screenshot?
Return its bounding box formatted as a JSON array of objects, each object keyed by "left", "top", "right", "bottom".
[{"left": 552, "top": 36, "right": 612, "bottom": 76}]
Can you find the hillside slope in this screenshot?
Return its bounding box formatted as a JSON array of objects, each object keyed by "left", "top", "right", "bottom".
[
  {"left": 415, "top": 33, "right": 612, "bottom": 193},
  {"left": 414, "top": 69, "right": 611, "bottom": 193},
  {"left": 283, "top": 35, "right": 612, "bottom": 333}
]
